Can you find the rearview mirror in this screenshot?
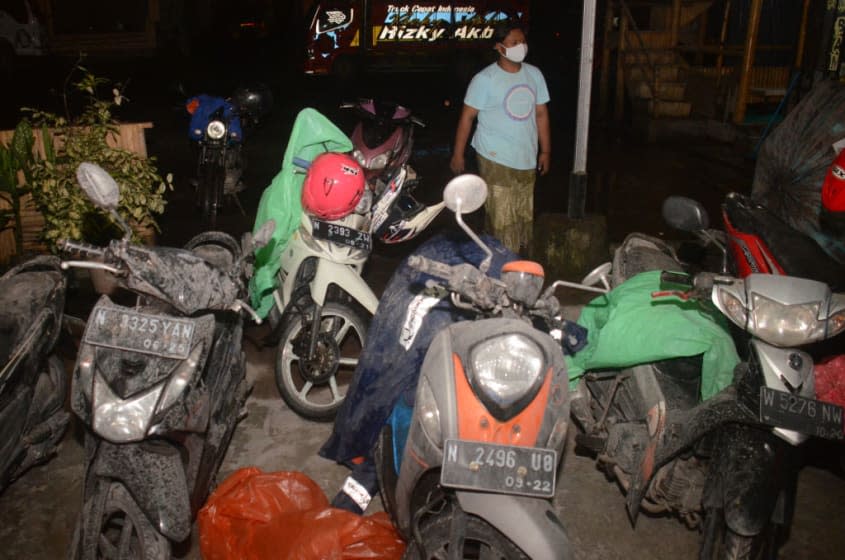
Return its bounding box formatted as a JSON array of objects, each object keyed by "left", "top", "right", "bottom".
[
  {"left": 443, "top": 174, "right": 488, "bottom": 215},
  {"left": 662, "top": 196, "right": 709, "bottom": 232},
  {"left": 76, "top": 162, "right": 120, "bottom": 210}
]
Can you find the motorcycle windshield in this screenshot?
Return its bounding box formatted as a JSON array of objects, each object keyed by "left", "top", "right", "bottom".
[{"left": 250, "top": 108, "right": 353, "bottom": 317}]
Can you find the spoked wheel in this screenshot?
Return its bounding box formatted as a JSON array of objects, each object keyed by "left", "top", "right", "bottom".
[
  {"left": 404, "top": 509, "right": 529, "bottom": 560},
  {"left": 275, "top": 301, "right": 368, "bottom": 421},
  {"left": 199, "top": 162, "right": 224, "bottom": 226},
  {"left": 699, "top": 508, "right": 780, "bottom": 560},
  {"left": 70, "top": 480, "right": 170, "bottom": 560}
]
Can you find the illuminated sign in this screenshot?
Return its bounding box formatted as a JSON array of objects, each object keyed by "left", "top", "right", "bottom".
[{"left": 376, "top": 4, "right": 513, "bottom": 43}]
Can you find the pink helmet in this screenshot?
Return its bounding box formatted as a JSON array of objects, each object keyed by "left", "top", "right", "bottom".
[{"left": 301, "top": 152, "right": 365, "bottom": 220}]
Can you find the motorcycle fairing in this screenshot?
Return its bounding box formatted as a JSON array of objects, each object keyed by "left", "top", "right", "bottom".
[
  {"left": 116, "top": 245, "right": 241, "bottom": 316},
  {"left": 88, "top": 439, "right": 192, "bottom": 542},
  {"left": 722, "top": 193, "right": 845, "bottom": 289},
  {"left": 186, "top": 94, "right": 243, "bottom": 142},
  {"left": 0, "top": 257, "right": 65, "bottom": 394}
]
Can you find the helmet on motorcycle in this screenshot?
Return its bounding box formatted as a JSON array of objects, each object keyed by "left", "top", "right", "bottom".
[
  {"left": 821, "top": 150, "right": 845, "bottom": 237},
  {"left": 302, "top": 152, "right": 366, "bottom": 220},
  {"left": 501, "top": 261, "right": 545, "bottom": 306},
  {"left": 371, "top": 190, "right": 445, "bottom": 244},
  {"left": 232, "top": 83, "right": 273, "bottom": 123}
]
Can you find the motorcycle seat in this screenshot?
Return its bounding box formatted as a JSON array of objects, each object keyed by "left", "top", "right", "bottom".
[
  {"left": 0, "top": 271, "right": 61, "bottom": 363},
  {"left": 723, "top": 193, "right": 845, "bottom": 291}
]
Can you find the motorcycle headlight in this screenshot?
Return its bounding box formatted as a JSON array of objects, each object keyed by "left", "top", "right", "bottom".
[
  {"left": 416, "top": 375, "right": 442, "bottom": 447},
  {"left": 93, "top": 374, "right": 163, "bottom": 443},
  {"left": 469, "top": 334, "right": 545, "bottom": 420},
  {"left": 749, "top": 293, "right": 825, "bottom": 346},
  {"left": 206, "top": 120, "right": 227, "bottom": 140},
  {"left": 366, "top": 152, "right": 391, "bottom": 170}
]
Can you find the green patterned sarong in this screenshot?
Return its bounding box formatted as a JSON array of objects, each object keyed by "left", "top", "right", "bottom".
[{"left": 477, "top": 154, "right": 536, "bottom": 254}]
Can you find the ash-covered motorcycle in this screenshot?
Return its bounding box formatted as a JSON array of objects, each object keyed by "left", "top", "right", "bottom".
[
  {"left": 570, "top": 198, "right": 845, "bottom": 559},
  {"left": 0, "top": 255, "right": 69, "bottom": 491},
  {"left": 375, "top": 174, "right": 586, "bottom": 559},
  {"left": 62, "top": 162, "right": 272, "bottom": 558}
]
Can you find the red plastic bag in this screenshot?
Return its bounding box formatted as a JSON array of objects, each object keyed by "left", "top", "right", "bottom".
[
  {"left": 815, "top": 355, "right": 845, "bottom": 411},
  {"left": 199, "top": 468, "right": 406, "bottom": 560}
]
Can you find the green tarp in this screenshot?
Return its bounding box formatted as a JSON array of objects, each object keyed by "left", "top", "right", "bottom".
[
  {"left": 565, "top": 270, "right": 739, "bottom": 401},
  {"left": 250, "top": 108, "right": 353, "bottom": 318}
]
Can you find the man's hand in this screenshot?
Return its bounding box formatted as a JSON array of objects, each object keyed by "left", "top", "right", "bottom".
[{"left": 537, "top": 152, "right": 550, "bottom": 175}]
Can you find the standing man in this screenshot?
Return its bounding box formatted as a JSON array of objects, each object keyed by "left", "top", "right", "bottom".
[{"left": 450, "top": 21, "right": 551, "bottom": 255}]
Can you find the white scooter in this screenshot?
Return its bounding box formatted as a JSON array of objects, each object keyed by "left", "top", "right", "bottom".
[{"left": 272, "top": 163, "right": 444, "bottom": 420}]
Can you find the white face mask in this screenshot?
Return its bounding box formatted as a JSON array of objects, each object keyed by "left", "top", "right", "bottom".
[{"left": 501, "top": 43, "right": 527, "bottom": 63}]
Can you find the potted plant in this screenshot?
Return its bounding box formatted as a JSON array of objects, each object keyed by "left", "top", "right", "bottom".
[
  {"left": 0, "top": 119, "right": 36, "bottom": 261},
  {"left": 25, "top": 66, "right": 173, "bottom": 252}
]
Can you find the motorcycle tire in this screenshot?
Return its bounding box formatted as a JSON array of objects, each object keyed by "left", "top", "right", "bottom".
[
  {"left": 199, "top": 162, "right": 224, "bottom": 226},
  {"left": 403, "top": 510, "right": 529, "bottom": 560},
  {"left": 275, "top": 301, "right": 368, "bottom": 421},
  {"left": 699, "top": 508, "right": 780, "bottom": 560},
  {"left": 69, "top": 480, "right": 170, "bottom": 560}
]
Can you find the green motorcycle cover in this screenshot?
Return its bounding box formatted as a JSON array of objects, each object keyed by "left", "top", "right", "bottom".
[
  {"left": 565, "top": 270, "right": 739, "bottom": 401},
  {"left": 250, "top": 108, "right": 353, "bottom": 317}
]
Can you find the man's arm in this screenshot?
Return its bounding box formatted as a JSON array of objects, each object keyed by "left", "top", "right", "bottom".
[
  {"left": 536, "top": 103, "right": 551, "bottom": 175},
  {"left": 450, "top": 104, "right": 480, "bottom": 174}
]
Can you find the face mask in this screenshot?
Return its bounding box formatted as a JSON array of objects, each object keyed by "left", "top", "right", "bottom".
[{"left": 501, "top": 43, "right": 527, "bottom": 63}]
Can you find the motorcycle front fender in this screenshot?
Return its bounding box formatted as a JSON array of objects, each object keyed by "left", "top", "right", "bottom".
[
  {"left": 91, "top": 439, "right": 191, "bottom": 542},
  {"left": 455, "top": 491, "right": 572, "bottom": 560},
  {"left": 309, "top": 258, "right": 379, "bottom": 314},
  {"left": 704, "top": 426, "right": 799, "bottom": 537}
]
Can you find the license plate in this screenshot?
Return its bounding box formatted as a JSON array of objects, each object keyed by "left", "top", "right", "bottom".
[
  {"left": 84, "top": 305, "right": 196, "bottom": 360},
  {"left": 759, "top": 387, "right": 844, "bottom": 440},
  {"left": 441, "top": 439, "right": 556, "bottom": 498},
  {"left": 311, "top": 219, "right": 372, "bottom": 252}
]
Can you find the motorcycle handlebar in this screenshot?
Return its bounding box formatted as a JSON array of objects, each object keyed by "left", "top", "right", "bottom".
[
  {"left": 407, "top": 255, "right": 455, "bottom": 281},
  {"left": 60, "top": 239, "right": 106, "bottom": 260}
]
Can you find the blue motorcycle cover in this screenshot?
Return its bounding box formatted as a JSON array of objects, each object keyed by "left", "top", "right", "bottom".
[{"left": 319, "top": 232, "right": 517, "bottom": 464}]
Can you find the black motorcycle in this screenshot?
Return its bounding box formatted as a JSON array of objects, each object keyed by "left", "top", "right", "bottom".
[
  {"left": 0, "top": 255, "right": 69, "bottom": 491},
  {"left": 62, "top": 162, "right": 273, "bottom": 558}
]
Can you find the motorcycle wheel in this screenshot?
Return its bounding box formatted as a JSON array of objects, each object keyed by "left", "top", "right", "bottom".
[
  {"left": 699, "top": 508, "right": 779, "bottom": 560},
  {"left": 70, "top": 480, "right": 170, "bottom": 560},
  {"left": 403, "top": 511, "right": 529, "bottom": 560},
  {"left": 275, "top": 301, "right": 367, "bottom": 421},
  {"left": 199, "top": 162, "right": 224, "bottom": 226}
]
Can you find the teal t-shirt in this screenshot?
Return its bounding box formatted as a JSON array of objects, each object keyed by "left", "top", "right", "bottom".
[{"left": 465, "top": 62, "right": 550, "bottom": 171}]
